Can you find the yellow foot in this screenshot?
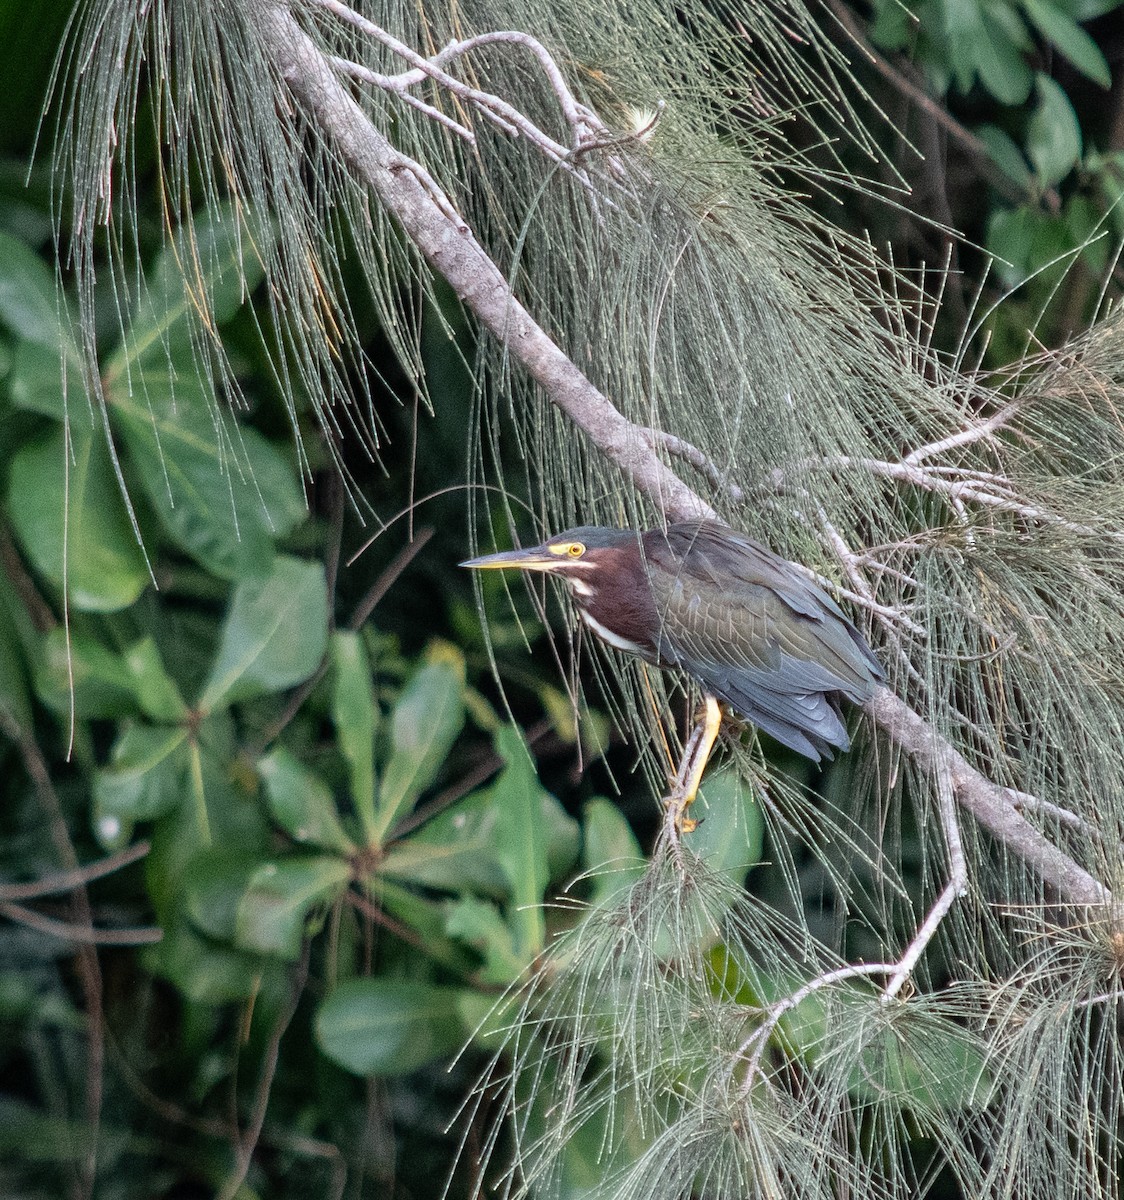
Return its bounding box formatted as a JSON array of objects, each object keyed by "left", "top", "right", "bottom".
[
  {"left": 664, "top": 792, "right": 698, "bottom": 835},
  {"left": 663, "top": 694, "right": 723, "bottom": 837}
]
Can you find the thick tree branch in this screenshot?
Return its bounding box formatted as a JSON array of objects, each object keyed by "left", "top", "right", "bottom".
[
  {"left": 867, "top": 688, "right": 1108, "bottom": 906},
  {"left": 256, "top": 2, "right": 1109, "bottom": 909},
  {"left": 261, "top": 2, "right": 713, "bottom": 527}
]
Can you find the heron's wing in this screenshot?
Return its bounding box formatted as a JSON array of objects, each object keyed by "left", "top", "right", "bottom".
[{"left": 643, "top": 523, "right": 883, "bottom": 758}]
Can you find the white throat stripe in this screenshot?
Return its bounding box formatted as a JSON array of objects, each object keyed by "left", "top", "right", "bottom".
[{"left": 579, "top": 608, "right": 644, "bottom": 654}]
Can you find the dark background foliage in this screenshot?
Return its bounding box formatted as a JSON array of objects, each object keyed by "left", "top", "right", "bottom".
[{"left": 1, "top": 1, "right": 1123, "bottom": 1197}]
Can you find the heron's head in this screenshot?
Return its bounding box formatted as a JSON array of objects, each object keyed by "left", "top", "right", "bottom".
[{"left": 460, "top": 526, "right": 640, "bottom": 599}]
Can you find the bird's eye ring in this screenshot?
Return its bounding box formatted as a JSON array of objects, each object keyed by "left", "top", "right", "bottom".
[{"left": 567, "top": 542, "right": 585, "bottom": 558}]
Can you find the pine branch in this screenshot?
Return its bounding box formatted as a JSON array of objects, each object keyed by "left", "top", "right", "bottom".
[
  {"left": 260, "top": 2, "right": 713, "bottom": 528},
  {"left": 255, "top": 1, "right": 1110, "bottom": 911}
]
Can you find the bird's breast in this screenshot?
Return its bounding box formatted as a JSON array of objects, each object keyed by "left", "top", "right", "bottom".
[
  {"left": 577, "top": 606, "right": 652, "bottom": 657},
  {"left": 572, "top": 565, "right": 662, "bottom": 663}
]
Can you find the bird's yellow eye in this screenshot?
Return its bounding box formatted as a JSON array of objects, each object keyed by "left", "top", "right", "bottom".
[{"left": 567, "top": 542, "right": 585, "bottom": 558}]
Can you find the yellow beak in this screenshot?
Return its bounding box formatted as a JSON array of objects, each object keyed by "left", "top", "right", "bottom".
[{"left": 459, "top": 545, "right": 562, "bottom": 572}]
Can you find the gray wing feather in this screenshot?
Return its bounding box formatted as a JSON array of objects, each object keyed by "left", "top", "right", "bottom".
[{"left": 644, "top": 523, "right": 883, "bottom": 759}]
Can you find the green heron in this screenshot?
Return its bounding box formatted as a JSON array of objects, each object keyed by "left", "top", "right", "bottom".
[{"left": 462, "top": 520, "right": 883, "bottom": 830}]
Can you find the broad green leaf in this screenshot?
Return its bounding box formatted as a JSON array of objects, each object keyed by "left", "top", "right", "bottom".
[
  {"left": 986, "top": 206, "right": 1071, "bottom": 286},
  {"left": 144, "top": 745, "right": 272, "bottom": 924},
  {"left": 145, "top": 914, "right": 262, "bottom": 1004},
  {"left": 581, "top": 798, "right": 646, "bottom": 905},
  {"left": 689, "top": 768, "right": 764, "bottom": 883},
  {"left": 122, "top": 637, "right": 188, "bottom": 723},
  {"left": 0, "top": 230, "right": 71, "bottom": 348},
  {"left": 198, "top": 556, "right": 328, "bottom": 710},
  {"left": 1027, "top": 74, "right": 1082, "bottom": 188},
  {"left": 7, "top": 426, "right": 149, "bottom": 612},
  {"left": 234, "top": 855, "right": 349, "bottom": 958},
  {"left": 940, "top": 0, "right": 989, "bottom": 91},
  {"left": 1022, "top": 0, "right": 1111, "bottom": 87},
  {"left": 491, "top": 725, "right": 548, "bottom": 961},
  {"left": 315, "top": 978, "right": 466, "bottom": 1076},
  {"left": 378, "top": 790, "right": 508, "bottom": 896},
  {"left": 93, "top": 725, "right": 189, "bottom": 846},
  {"left": 258, "top": 747, "right": 356, "bottom": 854},
  {"left": 375, "top": 880, "right": 480, "bottom": 973},
  {"left": 330, "top": 631, "right": 376, "bottom": 837},
  {"left": 444, "top": 896, "right": 524, "bottom": 984},
  {"left": 34, "top": 629, "right": 143, "bottom": 720},
  {"left": 378, "top": 780, "right": 577, "bottom": 895},
  {"left": 1070, "top": 0, "right": 1124, "bottom": 15},
  {"left": 8, "top": 339, "right": 88, "bottom": 424},
  {"left": 184, "top": 850, "right": 263, "bottom": 942},
  {"left": 844, "top": 1015, "right": 992, "bottom": 1111},
  {"left": 111, "top": 374, "right": 305, "bottom": 580},
  {"left": 975, "top": 8, "right": 1034, "bottom": 104},
  {"left": 868, "top": 0, "right": 912, "bottom": 50},
  {"left": 1064, "top": 194, "right": 1109, "bottom": 272},
  {"left": 975, "top": 124, "right": 1033, "bottom": 189},
  {"left": 374, "top": 646, "right": 465, "bottom": 841},
  {"left": 455, "top": 990, "right": 522, "bottom": 1053}
]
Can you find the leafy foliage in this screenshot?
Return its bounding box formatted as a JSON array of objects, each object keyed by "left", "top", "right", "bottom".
[{"left": 3, "top": 0, "right": 1124, "bottom": 1198}]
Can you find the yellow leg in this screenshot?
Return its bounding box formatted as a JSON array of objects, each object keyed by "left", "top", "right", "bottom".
[{"left": 666, "top": 694, "right": 722, "bottom": 834}]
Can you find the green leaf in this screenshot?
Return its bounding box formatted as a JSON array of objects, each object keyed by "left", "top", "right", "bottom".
[
  {"left": 184, "top": 850, "right": 263, "bottom": 942},
  {"left": 689, "top": 768, "right": 764, "bottom": 883},
  {"left": 8, "top": 339, "right": 88, "bottom": 424},
  {"left": 581, "top": 798, "right": 646, "bottom": 905},
  {"left": 330, "top": 631, "right": 377, "bottom": 837},
  {"left": 122, "top": 637, "right": 188, "bottom": 723},
  {"left": 491, "top": 724, "right": 549, "bottom": 961},
  {"left": 378, "top": 791, "right": 509, "bottom": 895},
  {"left": 444, "top": 896, "right": 524, "bottom": 984},
  {"left": 34, "top": 629, "right": 143, "bottom": 719},
  {"left": 1022, "top": 0, "right": 1111, "bottom": 87},
  {"left": 374, "top": 646, "right": 466, "bottom": 841},
  {"left": 845, "top": 1015, "right": 992, "bottom": 1111},
  {"left": 1027, "top": 74, "right": 1082, "bottom": 188},
  {"left": 378, "top": 779, "right": 577, "bottom": 896},
  {"left": 0, "top": 230, "right": 71, "bottom": 348},
  {"left": 234, "top": 856, "right": 349, "bottom": 958},
  {"left": 375, "top": 880, "right": 480, "bottom": 973},
  {"left": 257, "top": 747, "right": 356, "bottom": 854},
  {"left": 940, "top": 0, "right": 989, "bottom": 91},
  {"left": 975, "top": 124, "right": 1033, "bottom": 189},
  {"left": 111, "top": 375, "right": 305, "bottom": 580},
  {"left": 93, "top": 725, "right": 189, "bottom": 846},
  {"left": 198, "top": 556, "right": 328, "bottom": 711},
  {"left": 315, "top": 978, "right": 466, "bottom": 1076},
  {"left": 976, "top": 8, "right": 1034, "bottom": 104},
  {"left": 145, "top": 913, "right": 263, "bottom": 1004},
  {"left": 986, "top": 206, "right": 1072, "bottom": 286},
  {"left": 7, "top": 426, "right": 149, "bottom": 612}
]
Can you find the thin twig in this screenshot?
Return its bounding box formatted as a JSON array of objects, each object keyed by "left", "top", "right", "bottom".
[
  {"left": 312, "top": 0, "right": 608, "bottom": 176},
  {"left": 263, "top": 3, "right": 712, "bottom": 526},
  {"left": 0, "top": 901, "right": 163, "bottom": 945},
  {"left": 216, "top": 941, "right": 312, "bottom": 1200},
  {"left": 904, "top": 399, "right": 1022, "bottom": 464},
  {"left": 824, "top": 0, "right": 1057, "bottom": 211},
  {"left": 735, "top": 962, "right": 897, "bottom": 1090},
  {"left": 0, "top": 711, "right": 103, "bottom": 1200},
  {"left": 0, "top": 842, "right": 151, "bottom": 902},
  {"left": 348, "top": 526, "right": 435, "bottom": 629}
]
